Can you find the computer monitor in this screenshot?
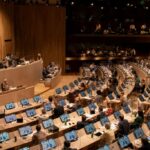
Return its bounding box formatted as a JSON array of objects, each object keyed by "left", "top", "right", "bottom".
[
  {"left": 58, "top": 99, "right": 66, "bottom": 106},
  {"left": 0, "top": 132, "right": 9, "bottom": 143},
  {"left": 60, "top": 113, "right": 70, "bottom": 123},
  {"left": 19, "top": 126, "right": 32, "bottom": 136},
  {"left": 5, "top": 102, "right": 15, "bottom": 110},
  {"left": 80, "top": 91, "right": 86, "bottom": 97},
  {"left": 33, "top": 95, "right": 42, "bottom": 103},
  {"left": 76, "top": 107, "right": 85, "bottom": 116},
  {"left": 41, "top": 139, "right": 56, "bottom": 150},
  {"left": 143, "top": 91, "right": 149, "bottom": 98},
  {"left": 88, "top": 103, "right": 97, "bottom": 111},
  {"left": 123, "top": 105, "right": 131, "bottom": 113},
  {"left": 74, "top": 80, "right": 79, "bottom": 86},
  {"left": 97, "top": 144, "right": 110, "bottom": 150},
  {"left": 118, "top": 136, "right": 130, "bottom": 149},
  {"left": 69, "top": 82, "right": 75, "bottom": 88},
  {"left": 139, "top": 95, "right": 145, "bottom": 102},
  {"left": 114, "top": 90, "right": 120, "bottom": 98},
  {"left": 100, "top": 116, "right": 109, "bottom": 126},
  {"left": 114, "top": 111, "right": 121, "bottom": 119},
  {"left": 55, "top": 88, "right": 62, "bottom": 94},
  {"left": 44, "top": 103, "right": 52, "bottom": 111},
  {"left": 65, "top": 130, "right": 78, "bottom": 142},
  {"left": 87, "top": 88, "right": 92, "bottom": 94},
  {"left": 20, "top": 99, "right": 29, "bottom": 106},
  {"left": 84, "top": 123, "right": 96, "bottom": 134},
  {"left": 42, "top": 119, "right": 54, "bottom": 129},
  {"left": 5, "top": 114, "right": 17, "bottom": 123},
  {"left": 146, "top": 87, "right": 150, "bottom": 93},
  {"left": 147, "top": 121, "right": 150, "bottom": 129},
  {"left": 134, "top": 128, "right": 144, "bottom": 139},
  {"left": 19, "top": 147, "right": 30, "bottom": 150},
  {"left": 26, "top": 109, "right": 36, "bottom": 117},
  {"left": 107, "top": 94, "right": 114, "bottom": 100},
  {"left": 63, "top": 85, "right": 69, "bottom": 91}
]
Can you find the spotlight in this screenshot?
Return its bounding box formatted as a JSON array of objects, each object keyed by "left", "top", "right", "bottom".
[
  {"left": 70, "top": 1, "right": 74, "bottom": 5},
  {"left": 90, "top": 2, "right": 94, "bottom": 6},
  {"left": 145, "top": 6, "right": 149, "bottom": 10},
  {"left": 100, "top": 6, "right": 104, "bottom": 10},
  {"left": 114, "top": 6, "right": 118, "bottom": 10}
]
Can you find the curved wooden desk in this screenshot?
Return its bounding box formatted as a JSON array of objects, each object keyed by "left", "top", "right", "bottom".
[{"left": 0, "top": 60, "right": 43, "bottom": 87}]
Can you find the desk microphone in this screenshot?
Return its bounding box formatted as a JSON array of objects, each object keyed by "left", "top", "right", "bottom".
[
  {"left": 14, "top": 136, "right": 17, "bottom": 142},
  {"left": 3, "top": 109, "right": 5, "bottom": 114}
]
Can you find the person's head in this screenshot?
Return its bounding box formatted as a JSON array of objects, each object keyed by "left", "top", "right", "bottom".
[
  {"left": 81, "top": 115, "right": 86, "bottom": 122},
  {"left": 4, "top": 78, "right": 8, "bottom": 83},
  {"left": 105, "top": 123, "right": 110, "bottom": 130},
  {"left": 64, "top": 141, "right": 70, "bottom": 148},
  {"left": 119, "top": 114, "right": 124, "bottom": 121},
  {"left": 138, "top": 111, "right": 144, "bottom": 118},
  {"left": 96, "top": 90, "right": 101, "bottom": 95},
  {"left": 48, "top": 96, "right": 53, "bottom": 102},
  {"left": 41, "top": 109, "right": 46, "bottom": 114},
  {"left": 99, "top": 106, "right": 103, "bottom": 112},
  {"left": 36, "top": 124, "right": 41, "bottom": 132},
  {"left": 141, "top": 136, "right": 149, "bottom": 145}
]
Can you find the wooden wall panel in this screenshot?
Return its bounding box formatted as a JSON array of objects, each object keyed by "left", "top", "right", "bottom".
[
  {"left": 14, "top": 5, "right": 66, "bottom": 73},
  {"left": 0, "top": 4, "right": 14, "bottom": 59}
]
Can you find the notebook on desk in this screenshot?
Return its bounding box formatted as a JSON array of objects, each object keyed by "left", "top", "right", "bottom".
[
  {"left": 58, "top": 99, "right": 66, "bottom": 106},
  {"left": 63, "top": 85, "right": 69, "bottom": 91},
  {"left": 55, "top": 88, "right": 62, "bottom": 94},
  {"left": 123, "top": 105, "right": 131, "bottom": 113},
  {"left": 97, "top": 144, "right": 110, "bottom": 150},
  {"left": 65, "top": 130, "right": 78, "bottom": 142},
  {"left": 0, "top": 132, "right": 9, "bottom": 143},
  {"left": 20, "top": 98, "right": 30, "bottom": 106},
  {"left": 19, "top": 126, "right": 32, "bottom": 137},
  {"left": 19, "top": 147, "right": 30, "bottom": 150},
  {"left": 118, "top": 136, "right": 131, "bottom": 149},
  {"left": 84, "top": 123, "right": 96, "bottom": 134},
  {"left": 41, "top": 138, "right": 56, "bottom": 150},
  {"left": 138, "top": 95, "right": 146, "bottom": 102},
  {"left": 107, "top": 93, "right": 114, "bottom": 100},
  {"left": 5, "top": 102, "right": 15, "bottom": 110},
  {"left": 113, "top": 111, "right": 121, "bottom": 119},
  {"left": 100, "top": 116, "right": 110, "bottom": 126},
  {"left": 33, "top": 95, "right": 42, "bottom": 103},
  {"left": 76, "top": 107, "right": 85, "bottom": 116},
  {"left": 44, "top": 103, "right": 52, "bottom": 111},
  {"left": 134, "top": 128, "right": 144, "bottom": 139},
  {"left": 60, "top": 113, "right": 70, "bottom": 123},
  {"left": 5, "top": 114, "right": 17, "bottom": 123},
  {"left": 147, "top": 121, "right": 150, "bottom": 129},
  {"left": 42, "top": 119, "right": 54, "bottom": 129},
  {"left": 26, "top": 109, "right": 36, "bottom": 117}
]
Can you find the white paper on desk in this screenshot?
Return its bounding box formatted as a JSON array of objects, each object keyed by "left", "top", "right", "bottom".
[
  {"left": 85, "top": 113, "right": 93, "bottom": 118},
  {"left": 110, "top": 123, "right": 117, "bottom": 130}
]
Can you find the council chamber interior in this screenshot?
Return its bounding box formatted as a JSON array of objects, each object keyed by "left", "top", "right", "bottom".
[{"left": 0, "top": 0, "right": 149, "bottom": 150}]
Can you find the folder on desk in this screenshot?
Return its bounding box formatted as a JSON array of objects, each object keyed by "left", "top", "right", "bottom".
[
  {"left": 118, "top": 136, "right": 131, "bottom": 149},
  {"left": 65, "top": 130, "right": 78, "bottom": 142},
  {"left": 0, "top": 132, "right": 9, "bottom": 143},
  {"left": 5, "top": 102, "right": 15, "bottom": 110},
  {"left": 41, "top": 138, "right": 56, "bottom": 150},
  {"left": 134, "top": 128, "right": 144, "bottom": 139}
]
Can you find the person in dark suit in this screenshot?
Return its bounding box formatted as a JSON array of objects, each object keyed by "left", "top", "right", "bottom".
[
  {"left": 52, "top": 105, "right": 64, "bottom": 119},
  {"left": 115, "top": 114, "right": 130, "bottom": 138},
  {"left": 76, "top": 115, "right": 88, "bottom": 130},
  {"left": 1, "top": 78, "right": 9, "bottom": 91},
  {"left": 138, "top": 136, "right": 150, "bottom": 150},
  {"left": 62, "top": 141, "right": 77, "bottom": 150}
]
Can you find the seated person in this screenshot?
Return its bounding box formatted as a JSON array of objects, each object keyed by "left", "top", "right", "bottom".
[
  {"left": 98, "top": 123, "right": 115, "bottom": 147},
  {"left": 62, "top": 141, "right": 77, "bottom": 150},
  {"left": 138, "top": 136, "right": 150, "bottom": 150},
  {"left": 115, "top": 114, "right": 130, "bottom": 138},
  {"left": 51, "top": 105, "right": 64, "bottom": 119},
  {"left": 130, "top": 111, "right": 144, "bottom": 129},
  {"left": 32, "top": 124, "right": 47, "bottom": 144},
  {"left": 76, "top": 115, "right": 88, "bottom": 130},
  {"left": 95, "top": 106, "right": 106, "bottom": 122},
  {"left": 37, "top": 109, "right": 49, "bottom": 123},
  {"left": 95, "top": 90, "right": 104, "bottom": 104},
  {"left": 1, "top": 78, "right": 9, "bottom": 91}
]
